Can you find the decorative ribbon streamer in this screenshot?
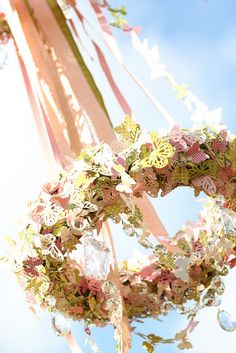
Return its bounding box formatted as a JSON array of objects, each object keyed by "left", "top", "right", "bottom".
[
  {"left": 88, "top": 0, "right": 176, "bottom": 125},
  {"left": 104, "top": 222, "right": 131, "bottom": 353},
  {"left": 91, "top": 40, "right": 132, "bottom": 115},
  {"left": 16, "top": 49, "right": 65, "bottom": 168},
  {"left": 3, "top": 1, "right": 171, "bottom": 352},
  {"left": 65, "top": 332, "right": 84, "bottom": 353},
  {"left": 68, "top": 1, "right": 169, "bottom": 239},
  {"left": 68, "top": 5, "right": 131, "bottom": 115}
]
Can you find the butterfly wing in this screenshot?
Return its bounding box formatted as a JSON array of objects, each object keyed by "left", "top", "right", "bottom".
[
  {"left": 192, "top": 175, "right": 216, "bottom": 195},
  {"left": 153, "top": 139, "right": 174, "bottom": 168},
  {"left": 174, "top": 257, "right": 190, "bottom": 282},
  {"left": 170, "top": 125, "right": 187, "bottom": 151},
  {"left": 81, "top": 202, "right": 98, "bottom": 216},
  {"left": 47, "top": 244, "right": 64, "bottom": 261},
  {"left": 170, "top": 125, "right": 182, "bottom": 144}
]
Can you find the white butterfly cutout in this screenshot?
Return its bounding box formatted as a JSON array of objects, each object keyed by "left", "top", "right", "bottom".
[
  {"left": 41, "top": 234, "right": 64, "bottom": 261},
  {"left": 115, "top": 166, "right": 136, "bottom": 194},
  {"left": 40, "top": 202, "right": 64, "bottom": 227},
  {"left": 81, "top": 202, "right": 98, "bottom": 216},
  {"left": 174, "top": 257, "right": 191, "bottom": 282}
]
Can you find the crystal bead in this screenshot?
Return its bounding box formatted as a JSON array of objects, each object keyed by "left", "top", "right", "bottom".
[
  {"left": 215, "top": 196, "right": 225, "bottom": 207},
  {"left": 220, "top": 266, "right": 229, "bottom": 276},
  {"left": 83, "top": 236, "right": 110, "bottom": 280},
  {"left": 45, "top": 295, "right": 56, "bottom": 308},
  {"left": 222, "top": 210, "right": 236, "bottom": 236},
  {"left": 211, "top": 277, "right": 225, "bottom": 296},
  {"left": 138, "top": 237, "right": 153, "bottom": 249},
  {"left": 217, "top": 310, "right": 236, "bottom": 332},
  {"left": 52, "top": 312, "right": 70, "bottom": 336},
  {"left": 203, "top": 292, "right": 221, "bottom": 307},
  {"left": 123, "top": 224, "right": 136, "bottom": 237}
]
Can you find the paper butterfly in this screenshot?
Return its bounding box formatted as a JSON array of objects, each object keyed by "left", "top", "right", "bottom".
[
  {"left": 182, "top": 129, "right": 206, "bottom": 146},
  {"left": 114, "top": 115, "right": 141, "bottom": 145},
  {"left": 170, "top": 125, "right": 188, "bottom": 151},
  {"left": 171, "top": 279, "right": 187, "bottom": 303},
  {"left": 188, "top": 160, "right": 217, "bottom": 180},
  {"left": 174, "top": 257, "right": 191, "bottom": 282},
  {"left": 173, "top": 167, "right": 190, "bottom": 184},
  {"left": 187, "top": 141, "right": 208, "bottom": 163},
  {"left": 145, "top": 178, "right": 159, "bottom": 197},
  {"left": 115, "top": 167, "right": 136, "bottom": 194},
  {"left": 40, "top": 233, "right": 64, "bottom": 261},
  {"left": 32, "top": 202, "right": 64, "bottom": 227},
  {"left": 24, "top": 257, "right": 43, "bottom": 277},
  {"left": 81, "top": 202, "right": 99, "bottom": 216},
  {"left": 141, "top": 139, "right": 174, "bottom": 169},
  {"left": 212, "top": 135, "right": 227, "bottom": 153},
  {"left": 62, "top": 204, "right": 84, "bottom": 220}
]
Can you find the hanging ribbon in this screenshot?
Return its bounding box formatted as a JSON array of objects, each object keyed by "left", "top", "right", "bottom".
[
  {"left": 16, "top": 50, "right": 65, "bottom": 168},
  {"left": 67, "top": 5, "right": 131, "bottom": 115},
  {"left": 103, "top": 222, "right": 131, "bottom": 353},
  {"left": 65, "top": 332, "right": 84, "bottom": 353},
  {"left": 27, "top": 0, "right": 168, "bottom": 239},
  {"left": 4, "top": 1, "right": 171, "bottom": 352},
  {"left": 88, "top": 1, "right": 176, "bottom": 125},
  {"left": 67, "top": 1, "right": 169, "bottom": 239}
]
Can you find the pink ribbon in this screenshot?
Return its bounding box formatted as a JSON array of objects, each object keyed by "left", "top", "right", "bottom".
[{"left": 65, "top": 332, "right": 84, "bottom": 353}]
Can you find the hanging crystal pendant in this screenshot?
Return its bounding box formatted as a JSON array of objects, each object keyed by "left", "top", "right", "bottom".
[
  {"left": 222, "top": 209, "right": 236, "bottom": 236},
  {"left": 123, "top": 223, "right": 136, "bottom": 237},
  {"left": 215, "top": 196, "right": 225, "bottom": 207},
  {"left": 51, "top": 312, "right": 71, "bottom": 336},
  {"left": 83, "top": 235, "right": 110, "bottom": 280},
  {"left": 217, "top": 310, "right": 236, "bottom": 332},
  {"left": 202, "top": 292, "right": 221, "bottom": 307},
  {"left": 45, "top": 295, "right": 56, "bottom": 308},
  {"left": 211, "top": 276, "right": 225, "bottom": 296}
]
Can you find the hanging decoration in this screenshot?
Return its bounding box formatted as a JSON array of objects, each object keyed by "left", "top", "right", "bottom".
[
  {"left": 6, "top": 116, "right": 236, "bottom": 352},
  {"left": 2, "top": 1, "right": 236, "bottom": 352}
]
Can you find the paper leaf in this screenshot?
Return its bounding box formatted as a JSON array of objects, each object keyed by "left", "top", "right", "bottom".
[{"left": 192, "top": 175, "right": 216, "bottom": 195}]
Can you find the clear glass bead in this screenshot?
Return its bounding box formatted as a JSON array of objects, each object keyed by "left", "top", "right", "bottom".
[
  {"left": 222, "top": 209, "right": 236, "bottom": 236},
  {"left": 211, "top": 276, "right": 225, "bottom": 296},
  {"left": 217, "top": 310, "right": 236, "bottom": 332},
  {"left": 83, "top": 236, "right": 110, "bottom": 280},
  {"left": 123, "top": 224, "right": 136, "bottom": 237},
  {"left": 45, "top": 295, "right": 56, "bottom": 308},
  {"left": 52, "top": 312, "right": 70, "bottom": 336}
]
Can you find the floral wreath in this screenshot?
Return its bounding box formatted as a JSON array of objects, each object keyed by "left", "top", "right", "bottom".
[{"left": 7, "top": 116, "right": 236, "bottom": 352}]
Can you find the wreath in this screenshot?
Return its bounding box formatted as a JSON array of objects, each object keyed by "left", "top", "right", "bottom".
[{"left": 6, "top": 116, "right": 236, "bottom": 352}]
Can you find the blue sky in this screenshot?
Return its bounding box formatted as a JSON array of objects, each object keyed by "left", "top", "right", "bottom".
[{"left": 1, "top": 1, "right": 236, "bottom": 353}]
